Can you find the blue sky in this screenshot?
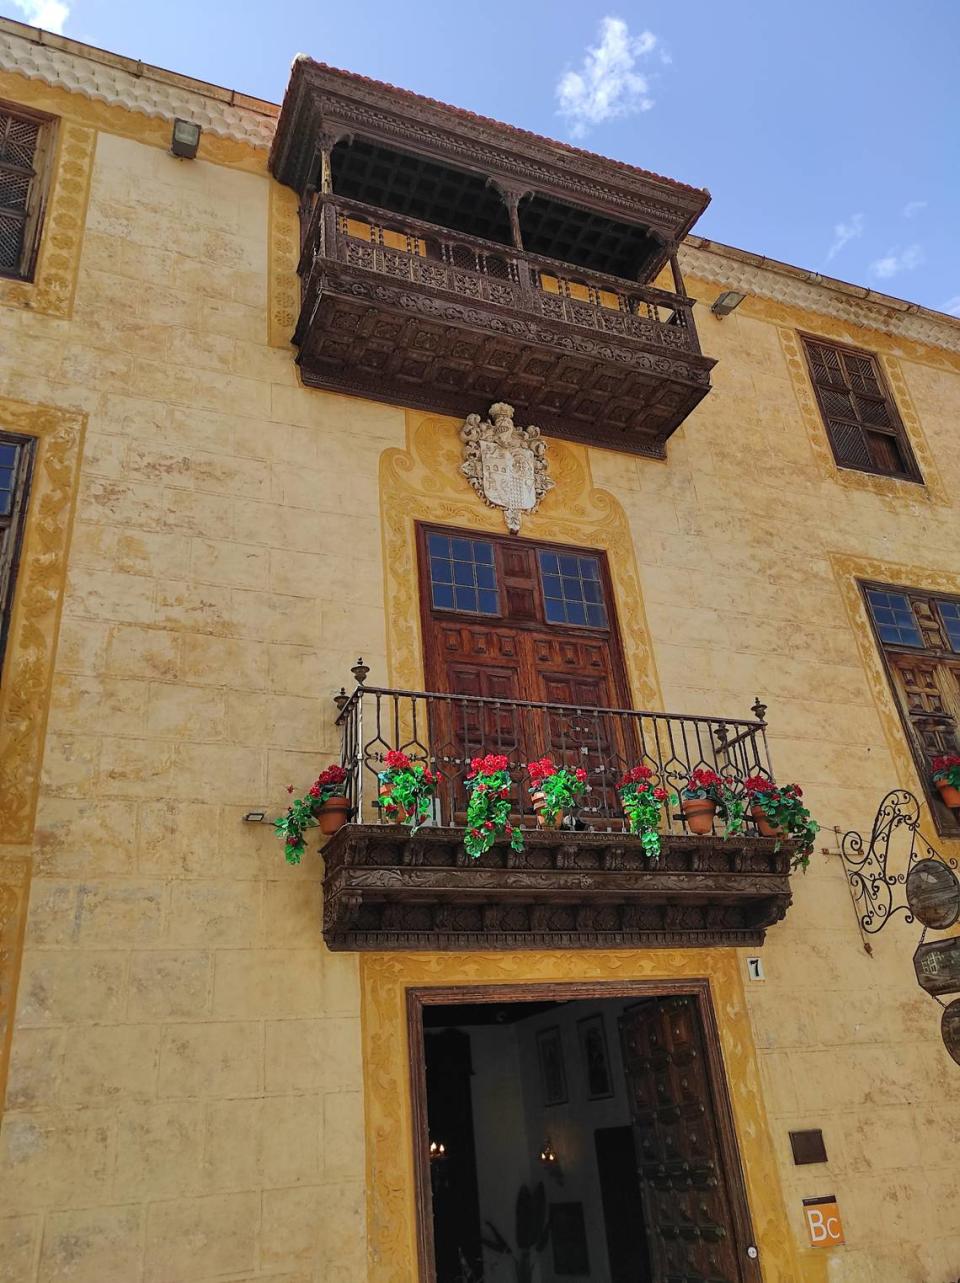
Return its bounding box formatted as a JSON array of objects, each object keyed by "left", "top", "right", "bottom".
[{"left": 10, "top": 0, "right": 960, "bottom": 314}]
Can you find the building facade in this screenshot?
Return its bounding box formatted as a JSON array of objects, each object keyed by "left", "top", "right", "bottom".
[{"left": 1, "top": 14, "right": 959, "bottom": 1283}]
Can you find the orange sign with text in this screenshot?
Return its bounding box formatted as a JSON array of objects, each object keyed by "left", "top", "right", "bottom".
[{"left": 803, "top": 1196, "right": 845, "bottom": 1247}]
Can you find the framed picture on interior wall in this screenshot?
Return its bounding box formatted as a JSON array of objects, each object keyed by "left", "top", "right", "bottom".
[
  {"left": 550, "top": 1202, "right": 590, "bottom": 1275},
  {"left": 536, "top": 1026, "right": 568, "bottom": 1106},
  {"left": 577, "top": 1013, "right": 613, "bottom": 1099}
]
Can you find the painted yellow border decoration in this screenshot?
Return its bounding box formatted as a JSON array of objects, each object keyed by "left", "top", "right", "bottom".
[
  {"left": 379, "top": 410, "right": 662, "bottom": 709},
  {"left": 0, "top": 394, "right": 86, "bottom": 844},
  {"left": 0, "top": 857, "right": 30, "bottom": 1118},
  {"left": 360, "top": 949, "right": 812, "bottom": 1283}
]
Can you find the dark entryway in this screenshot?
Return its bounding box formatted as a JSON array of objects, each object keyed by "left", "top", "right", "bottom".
[{"left": 410, "top": 986, "right": 760, "bottom": 1283}]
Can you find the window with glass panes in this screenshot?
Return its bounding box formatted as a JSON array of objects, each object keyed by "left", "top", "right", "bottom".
[
  {"left": 0, "top": 431, "right": 36, "bottom": 673},
  {"left": 801, "top": 335, "right": 921, "bottom": 482},
  {"left": 537, "top": 550, "right": 607, "bottom": 628},
  {"left": 426, "top": 532, "right": 499, "bottom": 615},
  {"left": 863, "top": 582, "right": 960, "bottom": 831}
]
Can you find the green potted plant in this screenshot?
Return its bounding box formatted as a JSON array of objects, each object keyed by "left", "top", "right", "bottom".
[
  {"left": 932, "top": 754, "right": 960, "bottom": 808},
  {"left": 481, "top": 1182, "right": 550, "bottom": 1283},
  {"left": 618, "top": 764, "right": 668, "bottom": 860},
  {"left": 464, "top": 753, "right": 524, "bottom": 859},
  {"left": 374, "top": 749, "right": 435, "bottom": 831},
  {"left": 743, "top": 776, "right": 819, "bottom": 870},
  {"left": 526, "top": 755, "right": 587, "bottom": 829},
  {"left": 678, "top": 768, "right": 745, "bottom": 837},
  {"left": 275, "top": 763, "right": 351, "bottom": 864}
]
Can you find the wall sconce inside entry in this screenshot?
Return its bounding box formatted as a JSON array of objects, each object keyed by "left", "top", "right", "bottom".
[{"left": 538, "top": 1137, "right": 563, "bottom": 1184}]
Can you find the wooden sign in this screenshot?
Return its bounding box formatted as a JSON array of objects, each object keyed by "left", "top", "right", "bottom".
[
  {"left": 914, "top": 938, "right": 960, "bottom": 997},
  {"left": 905, "top": 858, "right": 960, "bottom": 930},
  {"left": 942, "top": 999, "right": 960, "bottom": 1066},
  {"left": 802, "top": 1196, "right": 844, "bottom": 1248}
]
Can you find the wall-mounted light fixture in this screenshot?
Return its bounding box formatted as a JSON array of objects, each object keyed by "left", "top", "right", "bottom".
[
  {"left": 538, "top": 1138, "right": 563, "bottom": 1184},
  {"left": 242, "top": 811, "right": 267, "bottom": 823},
  {"left": 710, "top": 289, "right": 747, "bottom": 319},
  {"left": 171, "top": 118, "right": 202, "bottom": 159},
  {"left": 428, "top": 1140, "right": 447, "bottom": 1162}
]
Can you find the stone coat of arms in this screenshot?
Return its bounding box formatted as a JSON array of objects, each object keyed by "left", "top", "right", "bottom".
[{"left": 460, "top": 402, "right": 554, "bottom": 533}]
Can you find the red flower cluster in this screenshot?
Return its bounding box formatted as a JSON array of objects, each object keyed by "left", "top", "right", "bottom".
[
  {"left": 526, "top": 756, "right": 557, "bottom": 782},
  {"left": 619, "top": 764, "right": 653, "bottom": 787},
  {"left": 688, "top": 767, "right": 723, "bottom": 791},
  {"left": 468, "top": 753, "right": 510, "bottom": 778},
  {"left": 316, "top": 764, "right": 347, "bottom": 787},
  {"left": 743, "top": 775, "right": 775, "bottom": 795},
  {"left": 384, "top": 749, "right": 412, "bottom": 770},
  {"left": 933, "top": 754, "right": 960, "bottom": 772}
]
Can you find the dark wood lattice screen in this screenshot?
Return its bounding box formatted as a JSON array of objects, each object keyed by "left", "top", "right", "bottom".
[
  {"left": 0, "top": 106, "right": 43, "bottom": 277},
  {"left": 801, "top": 336, "right": 921, "bottom": 482},
  {"left": 0, "top": 431, "right": 35, "bottom": 674}
]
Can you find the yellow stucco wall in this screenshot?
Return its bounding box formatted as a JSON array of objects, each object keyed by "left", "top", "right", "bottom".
[{"left": 0, "top": 49, "right": 959, "bottom": 1283}]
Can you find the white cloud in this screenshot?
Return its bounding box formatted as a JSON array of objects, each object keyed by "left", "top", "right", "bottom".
[
  {"left": 10, "top": 0, "right": 70, "bottom": 33},
  {"left": 826, "top": 213, "right": 864, "bottom": 262},
  {"left": 556, "top": 17, "right": 660, "bottom": 138},
  {"left": 870, "top": 244, "right": 924, "bottom": 279},
  {"left": 942, "top": 296, "right": 960, "bottom": 317},
  {"left": 903, "top": 200, "right": 927, "bottom": 218}
]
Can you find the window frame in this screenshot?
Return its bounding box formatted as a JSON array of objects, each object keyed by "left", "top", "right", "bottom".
[
  {"left": 0, "top": 429, "right": 37, "bottom": 677},
  {"left": 0, "top": 99, "right": 56, "bottom": 284},
  {"left": 861, "top": 578, "right": 960, "bottom": 834},
  {"left": 799, "top": 332, "right": 923, "bottom": 484}
]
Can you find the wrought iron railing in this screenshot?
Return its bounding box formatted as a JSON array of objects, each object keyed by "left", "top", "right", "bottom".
[
  {"left": 333, "top": 671, "right": 775, "bottom": 838},
  {"left": 300, "top": 193, "right": 701, "bottom": 356}
]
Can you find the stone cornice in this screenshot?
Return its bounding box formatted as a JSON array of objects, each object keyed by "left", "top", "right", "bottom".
[
  {"left": 682, "top": 236, "right": 960, "bottom": 356},
  {"left": 0, "top": 15, "right": 276, "bottom": 147}
]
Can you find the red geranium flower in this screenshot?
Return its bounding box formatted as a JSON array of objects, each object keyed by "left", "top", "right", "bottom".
[
  {"left": 743, "top": 776, "right": 776, "bottom": 795},
  {"left": 619, "top": 765, "right": 654, "bottom": 788},
  {"left": 653, "top": 787, "right": 667, "bottom": 801},
  {"left": 384, "top": 749, "right": 412, "bottom": 770},
  {"left": 575, "top": 767, "right": 587, "bottom": 783}
]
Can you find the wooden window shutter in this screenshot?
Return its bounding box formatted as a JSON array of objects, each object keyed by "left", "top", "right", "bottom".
[
  {"left": 0, "top": 103, "right": 53, "bottom": 280},
  {"left": 0, "top": 431, "right": 36, "bottom": 674},
  {"left": 800, "top": 335, "right": 922, "bottom": 482}
]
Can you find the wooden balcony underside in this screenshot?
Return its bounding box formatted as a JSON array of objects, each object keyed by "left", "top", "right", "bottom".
[{"left": 321, "top": 825, "right": 793, "bottom": 951}]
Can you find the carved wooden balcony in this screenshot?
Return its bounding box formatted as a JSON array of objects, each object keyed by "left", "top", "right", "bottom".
[
  {"left": 293, "top": 196, "right": 716, "bottom": 457},
  {"left": 321, "top": 684, "right": 794, "bottom": 951}
]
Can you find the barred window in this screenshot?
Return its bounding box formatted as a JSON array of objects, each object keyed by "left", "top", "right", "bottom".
[
  {"left": 863, "top": 581, "right": 960, "bottom": 833},
  {"left": 0, "top": 431, "right": 36, "bottom": 674},
  {"left": 801, "top": 335, "right": 922, "bottom": 483},
  {"left": 0, "top": 102, "right": 53, "bottom": 281}
]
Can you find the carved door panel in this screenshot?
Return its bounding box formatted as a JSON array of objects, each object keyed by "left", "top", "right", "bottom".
[
  {"left": 418, "top": 526, "right": 631, "bottom": 795},
  {"left": 889, "top": 656, "right": 959, "bottom": 758},
  {"left": 619, "top": 998, "right": 746, "bottom": 1283}
]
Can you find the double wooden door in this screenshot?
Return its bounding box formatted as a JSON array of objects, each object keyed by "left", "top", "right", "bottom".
[
  {"left": 619, "top": 998, "right": 759, "bottom": 1283},
  {"left": 417, "top": 524, "right": 631, "bottom": 803}
]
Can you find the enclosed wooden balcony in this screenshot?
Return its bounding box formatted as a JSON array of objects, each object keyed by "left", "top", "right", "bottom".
[
  {"left": 271, "top": 58, "right": 717, "bottom": 457},
  {"left": 321, "top": 683, "right": 794, "bottom": 951},
  {"left": 294, "top": 197, "right": 714, "bottom": 456}
]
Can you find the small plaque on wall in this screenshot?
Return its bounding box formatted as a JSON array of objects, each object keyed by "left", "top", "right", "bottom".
[{"left": 802, "top": 1195, "right": 845, "bottom": 1248}]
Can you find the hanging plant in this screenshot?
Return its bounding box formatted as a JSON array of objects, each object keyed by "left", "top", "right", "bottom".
[
  {"left": 526, "top": 756, "right": 587, "bottom": 829},
  {"left": 463, "top": 753, "right": 524, "bottom": 859},
  {"left": 743, "top": 776, "right": 818, "bottom": 870},
  {"left": 374, "top": 749, "right": 436, "bottom": 831},
  {"left": 677, "top": 768, "right": 745, "bottom": 837},
  {"left": 275, "top": 763, "right": 350, "bottom": 864},
  {"left": 932, "top": 754, "right": 960, "bottom": 807},
  {"left": 617, "top": 765, "right": 668, "bottom": 860}
]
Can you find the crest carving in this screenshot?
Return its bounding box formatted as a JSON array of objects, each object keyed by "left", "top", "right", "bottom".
[{"left": 460, "top": 402, "right": 554, "bottom": 532}]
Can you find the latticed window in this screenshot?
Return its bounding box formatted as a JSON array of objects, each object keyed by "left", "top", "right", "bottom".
[
  {"left": 863, "top": 582, "right": 960, "bottom": 832},
  {"left": 801, "top": 335, "right": 921, "bottom": 482},
  {"left": 0, "top": 431, "right": 35, "bottom": 674},
  {"left": 0, "top": 103, "right": 52, "bottom": 280}
]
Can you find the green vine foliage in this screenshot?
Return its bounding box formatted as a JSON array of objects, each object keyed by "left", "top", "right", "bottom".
[
  {"left": 275, "top": 763, "right": 350, "bottom": 865},
  {"left": 618, "top": 767, "right": 667, "bottom": 861},
  {"left": 527, "top": 757, "right": 587, "bottom": 826},
  {"left": 746, "top": 778, "right": 818, "bottom": 871},
  {"left": 464, "top": 757, "right": 525, "bottom": 860},
  {"left": 373, "top": 750, "right": 436, "bottom": 833}
]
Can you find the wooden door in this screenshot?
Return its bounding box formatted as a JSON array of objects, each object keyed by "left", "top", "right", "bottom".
[
  {"left": 417, "top": 526, "right": 631, "bottom": 809},
  {"left": 619, "top": 998, "right": 751, "bottom": 1283}
]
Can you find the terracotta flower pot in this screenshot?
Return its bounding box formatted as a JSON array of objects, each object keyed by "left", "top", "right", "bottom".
[
  {"left": 378, "top": 782, "right": 409, "bottom": 824},
  {"left": 315, "top": 795, "right": 351, "bottom": 836},
  {"left": 751, "top": 803, "right": 786, "bottom": 840},
  {"left": 531, "top": 789, "right": 564, "bottom": 830},
  {"left": 936, "top": 778, "right": 960, "bottom": 808},
  {"left": 682, "top": 798, "right": 716, "bottom": 835}
]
